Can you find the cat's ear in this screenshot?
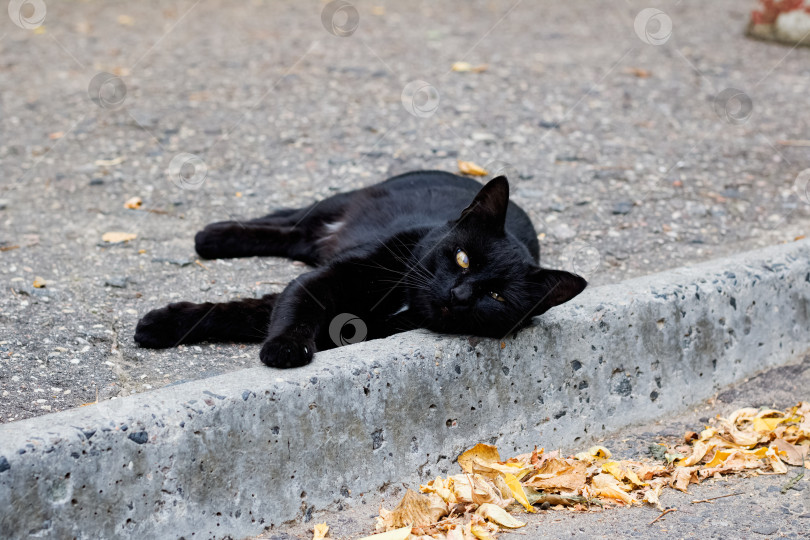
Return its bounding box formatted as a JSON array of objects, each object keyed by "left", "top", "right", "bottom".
[
  {"left": 457, "top": 176, "right": 509, "bottom": 234},
  {"left": 527, "top": 268, "right": 587, "bottom": 315}
]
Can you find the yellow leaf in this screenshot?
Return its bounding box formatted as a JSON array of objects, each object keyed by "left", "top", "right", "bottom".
[
  {"left": 475, "top": 503, "right": 526, "bottom": 528},
  {"left": 470, "top": 524, "right": 496, "bottom": 540},
  {"left": 753, "top": 410, "right": 786, "bottom": 433},
  {"left": 312, "top": 523, "right": 329, "bottom": 540},
  {"left": 602, "top": 461, "right": 646, "bottom": 487},
  {"left": 501, "top": 473, "right": 535, "bottom": 513},
  {"left": 574, "top": 446, "right": 612, "bottom": 462},
  {"left": 458, "top": 443, "right": 501, "bottom": 477},
  {"left": 451, "top": 62, "right": 488, "bottom": 73},
  {"left": 457, "top": 160, "right": 488, "bottom": 176},
  {"left": 32, "top": 276, "right": 46, "bottom": 289},
  {"left": 358, "top": 526, "right": 412, "bottom": 540},
  {"left": 704, "top": 449, "right": 734, "bottom": 469},
  {"left": 124, "top": 196, "right": 142, "bottom": 209},
  {"left": 102, "top": 232, "right": 137, "bottom": 243},
  {"left": 591, "top": 473, "right": 638, "bottom": 505}
]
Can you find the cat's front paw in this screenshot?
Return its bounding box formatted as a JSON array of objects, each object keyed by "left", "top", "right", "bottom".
[{"left": 260, "top": 336, "right": 315, "bottom": 368}]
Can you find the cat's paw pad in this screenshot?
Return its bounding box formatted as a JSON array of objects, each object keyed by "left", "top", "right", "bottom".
[
  {"left": 260, "top": 336, "right": 315, "bottom": 369},
  {"left": 134, "top": 302, "right": 198, "bottom": 348}
]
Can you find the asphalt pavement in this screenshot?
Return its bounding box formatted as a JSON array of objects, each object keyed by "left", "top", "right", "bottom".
[{"left": 1, "top": 0, "right": 809, "bottom": 426}]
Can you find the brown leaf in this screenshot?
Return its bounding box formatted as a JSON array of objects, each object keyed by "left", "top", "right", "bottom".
[
  {"left": 624, "top": 67, "right": 652, "bottom": 78},
  {"left": 523, "top": 457, "right": 587, "bottom": 492},
  {"left": 671, "top": 467, "right": 698, "bottom": 492},
  {"left": 380, "top": 490, "right": 448, "bottom": 530},
  {"left": 771, "top": 439, "right": 807, "bottom": 467},
  {"left": 469, "top": 474, "right": 512, "bottom": 508}
]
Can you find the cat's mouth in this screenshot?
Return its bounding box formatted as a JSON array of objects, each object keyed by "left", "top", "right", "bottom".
[{"left": 440, "top": 305, "right": 450, "bottom": 318}]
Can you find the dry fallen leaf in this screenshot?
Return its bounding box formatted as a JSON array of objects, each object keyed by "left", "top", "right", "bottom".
[
  {"left": 369, "top": 401, "right": 808, "bottom": 539},
  {"left": 574, "top": 446, "right": 612, "bottom": 462},
  {"left": 32, "top": 276, "right": 46, "bottom": 289},
  {"left": 457, "top": 160, "right": 488, "bottom": 176},
  {"left": 377, "top": 490, "right": 447, "bottom": 530},
  {"left": 95, "top": 156, "right": 126, "bottom": 167},
  {"left": 501, "top": 472, "right": 535, "bottom": 513},
  {"left": 358, "top": 526, "right": 412, "bottom": 540},
  {"left": 523, "top": 457, "right": 586, "bottom": 492},
  {"left": 451, "top": 61, "right": 488, "bottom": 73},
  {"left": 102, "top": 232, "right": 137, "bottom": 243},
  {"left": 124, "top": 196, "right": 142, "bottom": 210},
  {"left": 312, "top": 523, "right": 329, "bottom": 540},
  {"left": 590, "top": 473, "right": 638, "bottom": 506},
  {"left": 624, "top": 67, "right": 652, "bottom": 78},
  {"left": 475, "top": 503, "right": 525, "bottom": 528},
  {"left": 771, "top": 439, "right": 807, "bottom": 466},
  {"left": 458, "top": 444, "right": 501, "bottom": 476}
]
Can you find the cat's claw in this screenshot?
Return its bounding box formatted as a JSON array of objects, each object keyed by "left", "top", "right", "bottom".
[{"left": 260, "top": 336, "right": 315, "bottom": 368}]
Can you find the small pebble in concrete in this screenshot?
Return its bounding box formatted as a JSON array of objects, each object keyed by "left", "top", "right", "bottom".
[
  {"left": 613, "top": 200, "right": 634, "bottom": 215},
  {"left": 105, "top": 277, "right": 128, "bottom": 288},
  {"left": 127, "top": 431, "right": 148, "bottom": 444}
]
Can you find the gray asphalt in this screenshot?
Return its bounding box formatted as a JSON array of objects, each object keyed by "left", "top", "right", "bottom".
[{"left": 1, "top": 0, "right": 809, "bottom": 427}]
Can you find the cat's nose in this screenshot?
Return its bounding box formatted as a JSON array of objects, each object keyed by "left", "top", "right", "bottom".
[{"left": 450, "top": 284, "right": 472, "bottom": 305}]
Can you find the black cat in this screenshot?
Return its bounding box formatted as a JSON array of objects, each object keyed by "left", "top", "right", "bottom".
[{"left": 134, "top": 171, "right": 587, "bottom": 368}]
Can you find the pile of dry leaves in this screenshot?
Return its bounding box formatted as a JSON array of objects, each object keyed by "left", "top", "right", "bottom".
[{"left": 347, "top": 402, "right": 809, "bottom": 540}]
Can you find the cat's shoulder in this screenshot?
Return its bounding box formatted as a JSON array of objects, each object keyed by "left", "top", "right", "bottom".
[{"left": 380, "top": 170, "right": 483, "bottom": 193}]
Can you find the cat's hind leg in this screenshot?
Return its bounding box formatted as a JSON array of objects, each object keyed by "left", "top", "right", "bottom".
[
  {"left": 194, "top": 221, "right": 319, "bottom": 263},
  {"left": 134, "top": 294, "right": 277, "bottom": 348}
]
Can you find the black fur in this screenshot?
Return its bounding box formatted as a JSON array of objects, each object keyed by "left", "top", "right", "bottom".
[{"left": 135, "top": 171, "right": 587, "bottom": 368}]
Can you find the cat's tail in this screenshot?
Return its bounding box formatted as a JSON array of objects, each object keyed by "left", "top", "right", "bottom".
[{"left": 134, "top": 294, "right": 277, "bottom": 348}]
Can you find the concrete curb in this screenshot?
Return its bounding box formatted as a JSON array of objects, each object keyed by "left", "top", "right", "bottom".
[{"left": 1, "top": 240, "right": 809, "bottom": 538}]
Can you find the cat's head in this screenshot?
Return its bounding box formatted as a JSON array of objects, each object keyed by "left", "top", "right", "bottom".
[{"left": 410, "top": 176, "right": 587, "bottom": 338}]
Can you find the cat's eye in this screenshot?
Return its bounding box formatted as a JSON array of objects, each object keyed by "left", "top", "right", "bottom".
[
  {"left": 490, "top": 291, "right": 505, "bottom": 302},
  {"left": 455, "top": 249, "right": 470, "bottom": 269}
]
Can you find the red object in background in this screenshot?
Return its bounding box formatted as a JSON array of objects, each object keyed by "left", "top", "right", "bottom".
[{"left": 751, "top": 0, "right": 809, "bottom": 25}]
